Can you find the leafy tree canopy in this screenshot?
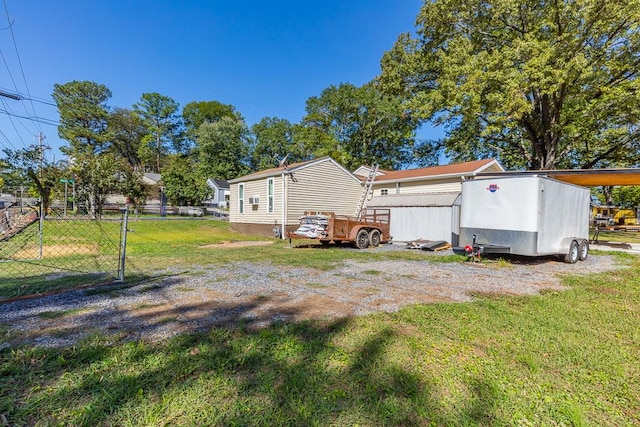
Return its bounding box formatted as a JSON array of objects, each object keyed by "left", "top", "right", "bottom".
[
  {"left": 108, "top": 108, "right": 146, "bottom": 170},
  {"left": 379, "top": 0, "right": 640, "bottom": 170},
  {"left": 297, "top": 82, "right": 416, "bottom": 171},
  {"left": 251, "top": 117, "right": 308, "bottom": 171},
  {"left": 53, "top": 81, "right": 116, "bottom": 216},
  {"left": 161, "top": 154, "right": 209, "bottom": 206},
  {"left": 183, "top": 100, "right": 241, "bottom": 141},
  {"left": 2, "top": 147, "right": 64, "bottom": 214},
  {"left": 196, "top": 116, "right": 252, "bottom": 180},
  {"left": 134, "top": 92, "right": 184, "bottom": 172},
  {"left": 52, "top": 80, "right": 111, "bottom": 156},
  {"left": 612, "top": 186, "right": 640, "bottom": 209}
]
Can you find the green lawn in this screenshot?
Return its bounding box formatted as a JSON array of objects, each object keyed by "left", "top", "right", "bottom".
[
  {"left": 589, "top": 226, "right": 640, "bottom": 244},
  {"left": 1, "top": 220, "right": 639, "bottom": 425},
  {"left": 1, "top": 218, "right": 450, "bottom": 299}
]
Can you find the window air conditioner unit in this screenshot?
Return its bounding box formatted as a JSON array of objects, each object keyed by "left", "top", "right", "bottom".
[{"left": 248, "top": 196, "right": 260, "bottom": 205}]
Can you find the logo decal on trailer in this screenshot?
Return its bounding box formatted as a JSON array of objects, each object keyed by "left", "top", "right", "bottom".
[{"left": 486, "top": 184, "right": 499, "bottom": 193}]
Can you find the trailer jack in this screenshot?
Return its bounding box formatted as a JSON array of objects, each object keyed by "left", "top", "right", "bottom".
[{"left": 464, "top": 234, "right": 484, "bottom": 262}]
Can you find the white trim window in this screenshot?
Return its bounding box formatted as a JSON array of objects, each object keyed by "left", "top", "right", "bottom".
[
  {"left": 380, "top": 188, "right": 389, "bottom": 196},
  {"left": 267, "top": 178, "right": 274, "bottom": 213},
  {"left": 238, "top": 183, "right": 244, "bottom": 213}
]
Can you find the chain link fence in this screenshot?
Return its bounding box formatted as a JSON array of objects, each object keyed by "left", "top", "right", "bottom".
[{"left": 0, "top": 199, "right": 127, "bottom": 302}]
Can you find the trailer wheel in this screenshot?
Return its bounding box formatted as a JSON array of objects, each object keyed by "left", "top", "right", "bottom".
[
  {"left": 369, "top": 229, "right": 381, "bottom": 247},
  {"left": 564, "top": 240, "right": 579, "bottom": 264},
  {"left": 320, "top": 239, "right": 330, "bottom": 246},
  {"left": 578, "top": 240, "right": 589, "bottom": 261},
  {"left": 355, "top": 229, "right": 369, "bottom": 249}
]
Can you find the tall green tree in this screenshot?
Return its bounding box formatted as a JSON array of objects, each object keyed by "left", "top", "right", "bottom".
[
  {"left": 297, "top": 82, "right": 416, "bottom": 170},
  {"left": 182, "top": 100, "right": 240, "bottom": 142},
  {"left": 2, "top": 147, "right": 63, "bottom": 215},
  {"left": 53, "top": 81, "right": 111, "bottom": 154},
  {"left": 612, "top": 186, "right": 640, "bottom": 210},
  {"left": 52, "top": 80, "right": 113, "bottom": 217},
  {"left": 0, "top": 158, "right": 8, "bottom": 191},
  {"left": 196, "top": 116, "right": 252, "bottom": 180},
  {"left": 251, "top": 117, "right": 306, "bottom": 171},
  {"left": 161, "top": 155, "right": 209, "bottom": 206},
  {"left": 108, "top": 108, "right": 145, "bottom": 170},
  {"left": 134, "top": 92, "right": 184, "bottom": 172},
  {"left": 379, "top": 0, "right": 640, "bottom": 170},
  {"left": 108, "top": 108, "right": 149, "bottom": 205}
]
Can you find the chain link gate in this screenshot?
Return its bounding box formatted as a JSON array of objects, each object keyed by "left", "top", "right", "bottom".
[{"left": 0, "top": 196, "right": 128, "bottom": 302}]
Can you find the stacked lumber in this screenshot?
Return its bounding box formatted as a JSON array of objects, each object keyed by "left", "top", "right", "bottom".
[
  {"left": 406, "top": 239, "right": 452, "bottom": 252},
  {"left": 291, "top": 214, "right": 329, "bottom": 239}
]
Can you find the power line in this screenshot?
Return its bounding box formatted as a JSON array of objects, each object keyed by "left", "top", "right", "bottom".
[
  {"left": 23, "top": 95, "right": 56, "bottom": 107},
  {"left": 0, "top": 127, "right": 17, "bottom": 150},
  {"left": 0, "top": 97, "right": 27, "bottom": 146},
  {"left": 0, "top": 107, "right": 58, "bottom": 126},
  {"left": 0, "top": 86, "right": 58, "bottom": 107},
  {"left": 0, "top": 88, "right": 19, "bottom": 100},
  {"left": 3, "top": 0, "right": 42, "bottom": 135}
]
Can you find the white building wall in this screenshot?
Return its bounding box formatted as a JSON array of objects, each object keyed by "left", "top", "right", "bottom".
[
  {"left": 229, "top": 176, "right": 283, "bottom": 224},
  {"left": 389, "top": 206, "right": 457, "bottom": 243},
  {"left": 373, "top": 179, "right": 462, "bottom": 196}
]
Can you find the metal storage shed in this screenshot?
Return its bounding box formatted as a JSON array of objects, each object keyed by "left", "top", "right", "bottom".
[{"left": 368, "top": 192, "right": 461, "bottom": 244}]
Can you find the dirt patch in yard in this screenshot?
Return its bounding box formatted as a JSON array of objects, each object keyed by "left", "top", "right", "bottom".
[
  {"left": 200, "top": 241, "right": 273, "bottom": 249},
  {"left": 12, "top": 243, "right": 99, "bottom": 259}
]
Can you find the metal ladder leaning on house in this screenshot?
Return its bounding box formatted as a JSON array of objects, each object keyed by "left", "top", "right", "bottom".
[{"left": 354, "top": 165, "right": 378, "bottom": 219}]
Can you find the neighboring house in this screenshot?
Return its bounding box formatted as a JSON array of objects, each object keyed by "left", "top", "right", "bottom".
[
  {"left": 205, "top": 179, "right": 230, "bottom": 208},
  {"left": 354, "top": 159, "right": 504, "bottom": 196},
  {"left": 142, "top": 172, "right": 162, "bottom": 186},
  {"left": 0, "top": 193, "right": 16, "bottom": 207},
  {"left": 359, "top": 159, "right": 505, "bottom": 243},
  {"left": 229, "top": 157, "right": 364, "bottom": 238},
  {"left": 104, "top": 172, "right": 163, "bottom": 206},
  {"left": 142, "top": 172, "right": 163, "bottom": 204}
]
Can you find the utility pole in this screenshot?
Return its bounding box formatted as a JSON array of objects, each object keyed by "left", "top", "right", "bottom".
[
  {"left": 38, "top": 132, "right": 45, "bottom": 177},
  {"left": 37, "top": 132, "right": 47, "bottom": 260},
  {"left": 37, "top": 132, "right": 46, "bottom": 217}
]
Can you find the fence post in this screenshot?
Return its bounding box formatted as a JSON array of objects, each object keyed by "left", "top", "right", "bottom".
[
  {"left": 38, "top": 199, "right": 44, "bottom": 259},
  {"left": 117, "top": 208, "right": 129, "bottom": 282}
]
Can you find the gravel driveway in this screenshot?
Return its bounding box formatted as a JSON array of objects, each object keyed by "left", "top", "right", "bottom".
[{"left": 0, "top": 247, "right": 620, "bottom": 348}]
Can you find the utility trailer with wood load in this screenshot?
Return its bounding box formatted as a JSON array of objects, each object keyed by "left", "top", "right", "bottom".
[
  {"left": 454, "top": 176, "right": 590, "bottom": 263},
  {"left": 288, "top": 209, "right": 391, "bottom": 249}
]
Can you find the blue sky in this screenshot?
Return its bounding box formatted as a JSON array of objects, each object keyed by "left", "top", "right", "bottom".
[{"left": 0, "top": 1, "right": 438, "bottom": 162}]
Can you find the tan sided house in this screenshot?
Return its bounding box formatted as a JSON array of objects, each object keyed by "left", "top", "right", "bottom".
[{"left": 229, "top": 157, "right": 364, "bottom": 238}]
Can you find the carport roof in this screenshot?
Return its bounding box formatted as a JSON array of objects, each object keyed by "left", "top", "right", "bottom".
[
  {"left": 369, "top": 192, "right": 461, "bottom": 207},
  {"left": 476, "top": 168, "right": 640, "bottom": 187}
]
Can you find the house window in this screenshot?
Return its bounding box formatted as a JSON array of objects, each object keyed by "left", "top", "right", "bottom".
[
  {"left": 238, "top": 183, "right": 244, "bottom": 213},
  {"left": 267, "top": 178, "right": 274, "bottom": 213},
  {"left": 380, "top": 188, "right": 389, "bottom": 196}
]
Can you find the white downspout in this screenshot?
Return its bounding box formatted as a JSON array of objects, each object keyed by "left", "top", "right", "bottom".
[{"left": 281, "top": 171, "right": 286, "bottom": 239}]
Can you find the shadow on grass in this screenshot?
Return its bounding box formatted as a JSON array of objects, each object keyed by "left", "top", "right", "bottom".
[
  {"left": 0, "top": 272, "right": 118, "bottom": 301},
  {"left": 1, "top": 292, "right": 501, "bottom": 426}
]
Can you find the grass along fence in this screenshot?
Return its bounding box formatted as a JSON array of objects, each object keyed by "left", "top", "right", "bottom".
[{"left": 0, "top": 207, "right": 126, "bottom": 301}]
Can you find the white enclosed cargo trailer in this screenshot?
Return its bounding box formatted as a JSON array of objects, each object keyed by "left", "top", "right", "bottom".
[{"left": 456, "top": 176, "right": 590, "bottom": 263}]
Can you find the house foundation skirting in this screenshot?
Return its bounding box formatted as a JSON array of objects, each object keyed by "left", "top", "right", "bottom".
[{"left": 230, "top": 222, "right": 298, "bottom": 238}]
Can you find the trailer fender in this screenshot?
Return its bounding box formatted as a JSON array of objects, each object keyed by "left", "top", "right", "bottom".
[
  {"left": 560, "top": 237, "right": 589, "bottom": 253},
  {"left": 559, "top": 237, "right": 576, "bottom": 254},
  {"left": 349, "top": 225, "right": 371, "bottom": 240}
]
